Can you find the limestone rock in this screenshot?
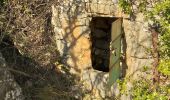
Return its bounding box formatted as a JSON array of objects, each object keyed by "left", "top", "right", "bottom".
[
  {"left": 52, "top": 1, "right": 154, "bottom": 99},
  {"left": 0, "top": 53, "right": 24, "bottom": 100},
  {"left": 82, "top": 69, "right": 109, "bottom": 99}
]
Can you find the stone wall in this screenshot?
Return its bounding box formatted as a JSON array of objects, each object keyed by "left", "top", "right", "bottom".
[
  {"left": 52, "top": 0, "right": 122, "bottom": 71},
  {"left": 52, "top": 0, "right": 154, "bottom": 99},
  {"left": 52, "top": 0, "right": 153, "bottom": 73},
  {"left": 0, "top": 53, "right": 23, "bottom": 100},
  {"left": 123, "top": 13, "right": 153, "bottom": 78}
]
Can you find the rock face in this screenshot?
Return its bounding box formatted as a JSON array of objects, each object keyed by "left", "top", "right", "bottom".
[
  {"left": 52, "top": 0, "right": 154, "bottom": 99},
  {"left": 0, "top": 53, "right": 23, "bottom": 100},
  {"left": 123, "top": 13, "right": 154, "bottom": 78},
  {"left": 82, "top": 69, "right": 109, "bottom": 99},
  {"left": 82, "top": 69, "right": 120, "bottom": 99},
  {"left": 51, "top": 0, "right": 120, "bottom": 70}
]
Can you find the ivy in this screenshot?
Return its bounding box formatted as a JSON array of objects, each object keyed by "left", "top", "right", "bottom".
[{"left": 118, "top": 0, "right": 132, "bottom": 14}]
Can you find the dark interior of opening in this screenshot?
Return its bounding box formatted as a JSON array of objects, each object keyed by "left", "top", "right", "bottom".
[{"left": 90, "top": 17, "right": 117, "bottom": 72}]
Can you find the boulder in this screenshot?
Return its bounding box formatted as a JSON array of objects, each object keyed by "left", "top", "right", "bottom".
[{"left": 0, "top": 53, "right": 24, "bottom": 100}]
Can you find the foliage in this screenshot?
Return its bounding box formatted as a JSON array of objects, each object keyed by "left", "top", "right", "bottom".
[
  {"left": 118, "top": 0, "right": 132, "bottom": 14},
  {"left": 117, "top": 79, "right": 128, "bottom": 95},
  {"left": 119, "top": 0, "right": 170, "bottom": 59},
  {"left": 145, "top": 0, "right": 170, "bottom": 77},
  {"left": 0, "top": 0, "right": 59, "bottom": 66},
  {"left": 118, "top": 0, "right": 148, "bottom": 14},
  {"left": 131, "top": 79, "right": 169, "bottom": 100},
  {"left": 158, "top": 59, "right": 170, "bottom": 75},
  {"left": 0, "top": 0, "right": 82, "bottom": 100},
  {"left": 118, "top": 0, "right": 170, "bottom": 99},
  {"left": 117, "top": 75, "right": 169, "bottom": 100},
  {"left": 147, "top": 0, "right": 170, "bottom": 59}
]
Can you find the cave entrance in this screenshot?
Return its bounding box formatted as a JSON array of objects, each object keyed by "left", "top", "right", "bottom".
[{"left": 90, "top": 17, "right": 123, "bottom": 85}]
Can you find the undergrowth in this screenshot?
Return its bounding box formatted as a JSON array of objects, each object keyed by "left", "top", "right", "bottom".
[{"left": 0, "top": 0, "right": 82, "bottom": 100}]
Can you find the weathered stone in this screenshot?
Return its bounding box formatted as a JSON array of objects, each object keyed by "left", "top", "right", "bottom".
[
  {"left": 123, "top": 13, "right": 153, "bottom": 78},
  {"left": 0, "top": 53, "right": 24, "bottom": 100},
  {"left": 52, "top": 1, "right": 154, "bottom": 99},
  {"left": 90, "top": 3, "right": 98, "bottom": 13},
  {"left": 103, "top": 5, "right": 111, "bottom": 15},
  {"left": 82, "top": 69, "right": 119, "bottom": 99},
  {"left": 82, "top": 69, "right": 109, "bottom": 98},
  {"left": 98, "top": 4, "right": 106, "bottom": 14}
]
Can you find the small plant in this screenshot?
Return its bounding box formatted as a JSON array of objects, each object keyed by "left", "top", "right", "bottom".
[
  {"left": 158, "top": 59, "right": 170, "bottom": 76},
  {"left": 118, "top": 0, "right": 132, "bottom": 14},
  {"left": 117, "top": 74, "right": 169, "bottom": 100},
  {"left": 118, "top": 1, "right": 170, "bottom": 99}
]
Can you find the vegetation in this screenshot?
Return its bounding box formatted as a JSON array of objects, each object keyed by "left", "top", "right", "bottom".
[
  {"left": 118, "top": 0, "right": 170, "bottom": 99},
  {"left": 0, "top": 0, "right": 81, "bottom": 100},
  {"left": 0, "top": 0, "right": 169, "bottom": 99}
]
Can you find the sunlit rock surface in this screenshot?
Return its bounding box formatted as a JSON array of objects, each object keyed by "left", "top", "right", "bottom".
[{"left": 51, "top": 0, "right": 154, "bottom": 99}]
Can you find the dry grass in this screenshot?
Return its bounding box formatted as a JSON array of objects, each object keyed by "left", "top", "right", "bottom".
[
  {"left": 1, "top": 0, "right": 59, "bottom": 67},
  {"left": 0, "top": 0, "right": 83, "bottom": 100}
]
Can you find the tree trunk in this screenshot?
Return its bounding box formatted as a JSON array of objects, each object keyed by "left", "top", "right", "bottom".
[{"left": 151, "top": 28, "right": 160, "bottom": 84}]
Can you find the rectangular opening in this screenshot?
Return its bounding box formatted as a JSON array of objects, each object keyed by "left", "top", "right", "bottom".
[{"left": 90, "top": 17, "right": 117, "bottom": 72}]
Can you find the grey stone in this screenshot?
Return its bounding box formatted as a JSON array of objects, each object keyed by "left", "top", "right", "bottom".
[
  {"left": 82, "top": 69, "right": 109, "bottom": 98},
  {"left": 52, "top": 1, "right": 154, "bottom": 99},
  {"left": 0, "top": 53, "right": 24, "bottom": 100}
]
